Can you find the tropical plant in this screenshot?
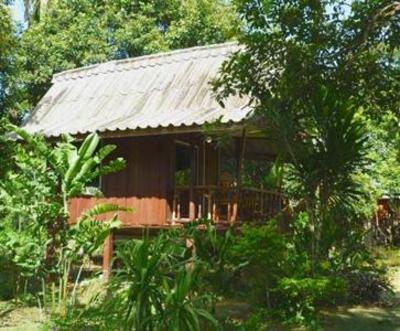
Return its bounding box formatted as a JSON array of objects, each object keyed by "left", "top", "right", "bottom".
[
  {"left": 189, "top": 220, "right": 233, "bottom": 281},
  {"left": 0, "top": 127, "right": 128, "bottom": 303},
  {"left": 42, "top": 207, "right": 122, "bottom": 317},
  {"left": 113, "top": 237, "right": 167, "bottom": 331},
  {"left": 284, "top": 90, "right": 370, "bottom": 265},
  {"left": 277, "top": 276, "right": 346, "bottom": 327},
  {"left": 10, "top": 127, "right": 125, "bottom": 269},
  {"left": 213, "top": 0, "right": 400, "bottom": 268},
  {"left": 67, "top": 232, "right": 222, "bottom": 331},
  {"left": 158, "top": 268, "right": 220, "bottom": 331},
  {"left": 0, "top": 220, "right": 45, "bottom": 299},
  {"left": 0, "top": 135, "right": 58, "bottom": 297},
  {"left": 12, "top": 127, "right": 125, "bottom": 208}
]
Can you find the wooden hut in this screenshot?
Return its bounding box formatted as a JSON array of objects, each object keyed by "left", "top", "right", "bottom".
[{"left": 22, "top": 43, "right": 284, "bottom": 276}]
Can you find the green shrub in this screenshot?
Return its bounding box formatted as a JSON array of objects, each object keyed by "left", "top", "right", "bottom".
[
  {"left": 230, "top": 222, "right": 288, "bottom": 306},
  {"left": 325, "top": 228, "right": 392, "bottom": 304},
  {"left": 0, "top": 223, "right": 46, "bottom": 300},
  {"left": 277, "top": 276, "right": 346, "bottom": 326},
  {"left": 226, "top": 218, "right": 363, "bottom": 328}
]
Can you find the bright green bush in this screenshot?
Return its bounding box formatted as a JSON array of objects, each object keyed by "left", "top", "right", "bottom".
[
  {"left": 230, "top": 222, "right": 288, "bottom": 306},
  {"left": 0, "top": 222, "right": 46, "bottom": 300},
  {"left": 277, "top": 276, "right": 346, "bottom": 326}
]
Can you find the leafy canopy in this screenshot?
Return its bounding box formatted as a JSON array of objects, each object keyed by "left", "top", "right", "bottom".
[
  {"left": 214, "top": 0, "right": 400, "bottom": 212},
  {"left": 0, "top": 3, "right": 17, "bottom": 115},
  {"left": 214, "top": 0, "right": 400, "bottom": 263}
]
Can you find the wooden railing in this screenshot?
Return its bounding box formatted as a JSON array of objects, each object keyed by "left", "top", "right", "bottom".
[{"left": 171, "top": 185, "right": 283, "bottom": 224}]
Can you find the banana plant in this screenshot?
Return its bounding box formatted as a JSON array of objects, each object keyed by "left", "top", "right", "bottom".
[
  {"left": 11, "top": 126, "right": 125, "bottom": 213},
  {"left": 11, "top": 126, "right": 127, "bottom": 271}
]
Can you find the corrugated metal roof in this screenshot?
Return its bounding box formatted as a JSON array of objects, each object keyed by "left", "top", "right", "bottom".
[{"left": 22, "top": 42, "right": 252, "bottom": 137}]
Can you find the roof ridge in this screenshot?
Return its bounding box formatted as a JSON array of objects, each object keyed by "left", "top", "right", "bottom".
[{"left": 52, "top": 41, "right": 238, "bottom": 83}]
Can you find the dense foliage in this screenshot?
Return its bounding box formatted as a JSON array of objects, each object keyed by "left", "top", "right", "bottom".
[
  {"left": 0, "top": 2, "right": 17, "bottom": 115},
  {"left": 0, "top": 129, "right": 125, "bottom": 299},
  {"left": 214, "top": 0, "right": 400, "bottom": 264},
  {"left": 43, "top": 218, "right": 389, "bottom": 330}
]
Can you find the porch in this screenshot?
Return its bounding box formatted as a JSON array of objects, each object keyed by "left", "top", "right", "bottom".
[
  {"left": 68, "top": 129, "right": 285, "bottom": 227},
  {"left": 171, "top": 185, "right": 283, "bottom": 224}
]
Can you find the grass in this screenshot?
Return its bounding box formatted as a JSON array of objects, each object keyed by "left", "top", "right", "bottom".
[
  {"left": 0, "top": 301, "right": 43, "bottom": 331},
  {"left": 0, "top": 276, "right": 105, "bottom": 331},
  {"left": 375, "top": 247, "right": 400, "bottom": 268}
]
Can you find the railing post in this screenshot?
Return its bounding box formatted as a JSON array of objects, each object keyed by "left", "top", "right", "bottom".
[
  {"left": 177, "top": 196, "right": 181, "bottom": 220},
  {"left": 212, "top": 203, "right": 217, "bottom": 221},
  {"left": 206, "top": 190, "right": 212, "bottom": 220},
  {"left": 189, "top": 190, "right": 196, "bottom": 220},
  {"left": 197, "top": 203, "right": 202, "bottom": 219},
  {"left": 230, "top": 190, "right": 238, "bottom": 224},
  {"left": 227, "top": 201, "right": 231, "bottom": 223},
  {"left": 172, "top": 193, "right": 177, "bottom": 224}
]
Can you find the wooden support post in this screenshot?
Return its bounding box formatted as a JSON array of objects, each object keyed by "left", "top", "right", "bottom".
[
  {"left": 235, "top": 129, "right": 246, "bottom": 183},
  {"left": 189, "top": 144, "right": 196, "bottom": 220},
  {"left": 103, "top": 233, "right": 114, "bottom": 281},
  {"left": 233, "top": 128, "right": 247, "bottom": 224}
]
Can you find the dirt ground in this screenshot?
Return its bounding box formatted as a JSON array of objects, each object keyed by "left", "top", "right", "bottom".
[{"left": 321, "top": 265, "right": 400, "bottom": 331}]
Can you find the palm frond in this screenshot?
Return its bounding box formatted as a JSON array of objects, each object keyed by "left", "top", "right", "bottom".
[{"left": 77, "top": 203, "right": 133, "bottom": 222}]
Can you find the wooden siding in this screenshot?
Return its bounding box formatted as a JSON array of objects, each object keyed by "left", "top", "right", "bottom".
[
  {"left": 69, "top": 136, "right": 173, "bottom": 226},
  {"left": 199, "top": 142, "right": 219, "bottom": 185}
]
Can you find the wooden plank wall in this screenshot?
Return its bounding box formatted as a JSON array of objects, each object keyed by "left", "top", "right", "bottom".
[
  {"left": 69, "top": 135, "right": 173, "bottom": 226},
  {"left": 202, "top": 142, "right": 219, "bottom": 185}
]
